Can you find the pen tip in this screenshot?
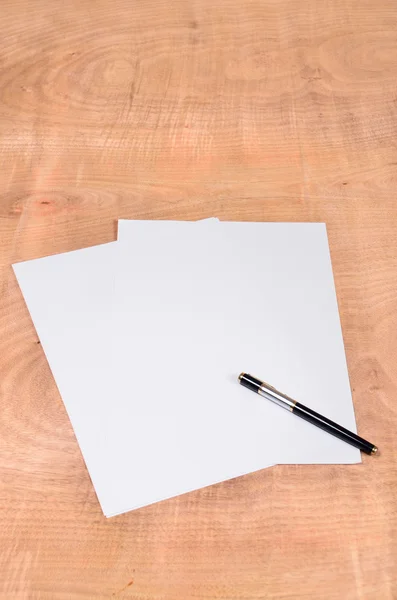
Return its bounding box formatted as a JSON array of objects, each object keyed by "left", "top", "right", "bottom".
[
  {"left": 238, "top": 373, "right": 244, "bottom": 382},
  {"left": 371, "top": 446, "right": 379, "bottom": 455}
]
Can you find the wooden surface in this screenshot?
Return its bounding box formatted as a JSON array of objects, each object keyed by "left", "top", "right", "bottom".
[{"left": 1, "top": 0, "right": 396, "bottom": 597}]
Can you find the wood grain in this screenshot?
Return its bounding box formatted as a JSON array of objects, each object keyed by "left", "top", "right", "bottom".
[{"left": 1, "top": 0, "right": 397, "bottom": 597}]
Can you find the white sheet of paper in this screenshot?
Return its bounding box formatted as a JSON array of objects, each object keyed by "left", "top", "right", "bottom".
[
  {"left": 13, "top": 242, "right": 117, "bottom": 513},
  {"left": 111, "top": 220, "right": 360, "bottom": 514},
  {"left": 14, "top": 219, "right": 271, "bottom": 518}
]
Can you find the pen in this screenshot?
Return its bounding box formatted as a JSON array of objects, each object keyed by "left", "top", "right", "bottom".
[{"left": 238, "top": 373, "right": 378, "bottom": 455}]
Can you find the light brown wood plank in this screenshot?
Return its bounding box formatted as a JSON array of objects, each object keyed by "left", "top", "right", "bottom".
[{"left": 0, "top": 0, "right": 396, "bottom": 597}]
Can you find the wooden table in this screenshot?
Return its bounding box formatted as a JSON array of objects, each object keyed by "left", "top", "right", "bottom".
[{"left": 1, "top": 0, "right": 396, "bottom": 597}]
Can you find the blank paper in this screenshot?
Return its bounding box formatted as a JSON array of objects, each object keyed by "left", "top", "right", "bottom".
[
  {"left": 13, "top": 242, "right": 116, "bottom": 512},
  {"left": 110, "top": 221, "right": 360, "bottom": 514},
  {"left": 13, "top": 219, "right": 269, "bottom": 518}
]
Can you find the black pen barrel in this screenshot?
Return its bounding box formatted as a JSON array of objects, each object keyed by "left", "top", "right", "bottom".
[{"left": 293, "top": 402, "right": 376, "bottom": 455}]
